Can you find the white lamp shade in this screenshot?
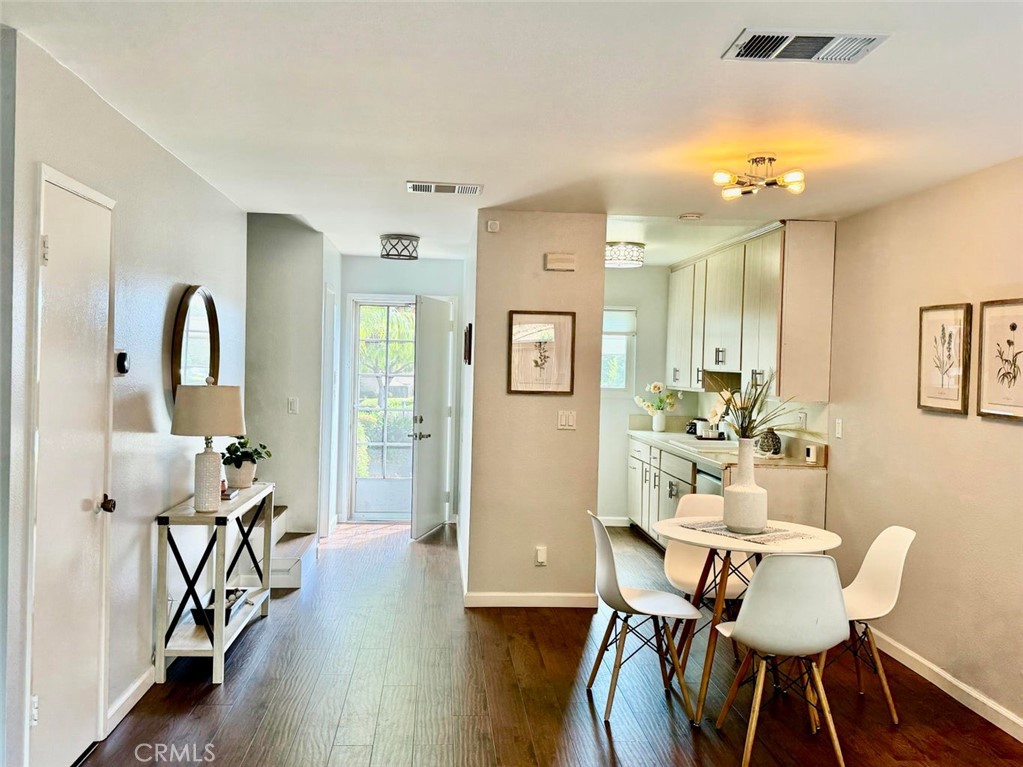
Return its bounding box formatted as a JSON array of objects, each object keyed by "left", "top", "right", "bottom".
[{"left": 171, "top": 385, "right": 246, "bottom": 437}]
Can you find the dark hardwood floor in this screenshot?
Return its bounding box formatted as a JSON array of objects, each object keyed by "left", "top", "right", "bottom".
[{"left": 86, "top": 523, "right": 1023, "bottom": 766}]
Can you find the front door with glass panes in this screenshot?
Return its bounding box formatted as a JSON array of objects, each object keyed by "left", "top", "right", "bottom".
[{"left": 353, "top": 302, "right": 416, "bottom": 521}]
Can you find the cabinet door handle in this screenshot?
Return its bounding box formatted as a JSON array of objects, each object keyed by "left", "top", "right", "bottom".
[
  {"left": 672, "top": 367, "right": 679, "bottom": 383},
  {"left": 714, "top": 348, "right": 725, "bottom": 365},
  {"left": 667, "top": 481, "right": 677, "bottom": 499},
  {"left": 695, "top": 367, "right": 703, "bottom": 384},
  {"left": 653, "top": 472, "right": 660, "bottom": 490}
]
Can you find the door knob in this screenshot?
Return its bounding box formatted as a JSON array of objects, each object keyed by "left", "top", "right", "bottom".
[
  {"left": 418, "top": 432, "right": 432, "bottom": 440},
  {"left": 407, "top": 432, "right": 432, "bottom": 441},
  {"left": 99, "top": 494, "right": 116, "bottom": 513}
]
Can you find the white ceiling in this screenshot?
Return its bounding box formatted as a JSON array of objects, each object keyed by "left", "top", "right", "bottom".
[{"left": 4, "top": 2, "right": 1022, "bottom": 260}]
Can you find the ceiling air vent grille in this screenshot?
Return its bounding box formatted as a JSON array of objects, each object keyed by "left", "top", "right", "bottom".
[
  {"left": 406, "top": 181, "right": 483, "bottom": 195},
  {"left": 724, "top": 28, "right": 888, "bottom": 63}
]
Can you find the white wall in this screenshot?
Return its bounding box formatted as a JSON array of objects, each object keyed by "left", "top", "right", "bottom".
[
  {"left": 597, "top": 266, "right": 682, "bottom": 522},
  {"left": 337, "top": 255, "right": 464, "bottom": 523},
  {"left": 829, "top": 157, "right": 1023, "bottom": 736},
  {"left": 246, "top": 214, "right": 334, "bottom": 534},
  {"left": 464, "top": 210, "right": 605, "bottom": 605},
  {"left": 5, "top": 33, "right": 246, "bottom": 762}
]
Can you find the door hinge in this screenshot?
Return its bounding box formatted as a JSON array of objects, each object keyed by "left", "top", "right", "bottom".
[
  {"left": 30, "top": 694, "right": 39, "bottom": 727},
  {"left": 40, "top": 235, "right": 50, "bottom": 265}
]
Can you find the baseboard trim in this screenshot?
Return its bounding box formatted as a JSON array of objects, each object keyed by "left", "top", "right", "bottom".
[
  {"left": 464, "top": 591, "right": 598, "bottom": 608},
  {"left": 872, "top": 628, "right": 1023, "bottom": 743},
  {"left": 105, "top": 665, "right": 154, "bottom": 737},
  {"left": 598, "top": 516, "right": 631, "bottom": 527}
]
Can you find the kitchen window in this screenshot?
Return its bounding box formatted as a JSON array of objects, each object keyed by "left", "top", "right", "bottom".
[{"left": 601, "top": 308, "right": 637, "bottom": 392}]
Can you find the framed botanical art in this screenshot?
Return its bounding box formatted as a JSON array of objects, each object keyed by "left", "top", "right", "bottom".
[
  {"left": 507, "top": 310, "right": 576, "bottom": 394},
  {"left": 917, "top": 303, "right": 972, "bottom": 414},
  {"left": 977, "top": 297, "right": 1023, "bottom": 421}
]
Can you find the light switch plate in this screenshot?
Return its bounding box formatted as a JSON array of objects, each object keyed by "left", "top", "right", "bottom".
[
  {"left": 558, "top": 410, "right": 576, "bottom": 430},
  {"left": 287, "top": 397, "right": 300, "bottom": 414}
]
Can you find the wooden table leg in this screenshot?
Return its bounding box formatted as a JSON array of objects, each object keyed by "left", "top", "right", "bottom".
[
  {"left": 212, "top": 522, "right": 227, "bottom": 684},
  {"left": 261, "top": 490, "right": 273, "bottom": 616},
  {"left": 676, "top": 548, "right": 716, "bottom": 679},
  {"left": 693, "top": 550, "right": 731, "bottom": 725}
]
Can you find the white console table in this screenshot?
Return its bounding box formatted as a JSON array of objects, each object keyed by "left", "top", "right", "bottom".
[{"left": 155, "top": 482, "right": 275, "bottom": 684}]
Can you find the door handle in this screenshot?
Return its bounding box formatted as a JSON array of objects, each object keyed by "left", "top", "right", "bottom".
[
  {"left": 98, "top": 494, "right": 116, "bottom": 513},
  {"left": 408, "top": 432, "right": 432, "bottom": 441},
  {"left": 695, "top": 368, "right": 703, "bottom": 384},
  {"left": 667, "top": 481, "right": 678, "bottom": 499},
  {"left": 414, "top": 415, "right": 424, "bottom": 424},
  {"left": 672, "top": 367, "right": 679, "bottom": 383},
  {"left": 714, "top": 348, "right": 725, "bottom": 365},
  {"left": 653, "top": 472, "right": 660, "bottom": 490}
]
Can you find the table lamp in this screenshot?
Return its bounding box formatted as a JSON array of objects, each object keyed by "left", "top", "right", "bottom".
[{"left": 171, "top": 381, "right": 246, "bottom": 512}]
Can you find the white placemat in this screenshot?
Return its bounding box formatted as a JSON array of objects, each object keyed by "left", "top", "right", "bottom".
[{"left": 676, "top": 519, "right": 816, "bottom": 545}]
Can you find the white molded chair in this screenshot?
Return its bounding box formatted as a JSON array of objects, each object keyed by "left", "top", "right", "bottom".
[
  {"left": 833, "top": 526, "right": 916, "bottom": 725},
  {"left": 715, "top": 555, "right": 850, "bottom": 767},
  {"left": 664, "top": 493, "right": 753, "bottom": 599},
  {"left": 585, "top": 511, "right": 701, "bottom": 721}
]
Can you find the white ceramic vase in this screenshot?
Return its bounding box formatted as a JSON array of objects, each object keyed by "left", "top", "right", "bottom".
[
  {"left": 723, "top": 438, "right": 768, "bottom": 533},
  {"left": 226, "top": 461, "right": 257, "bottom": 489},
  {"left": 652, "top": 411, "right": 667, "bottom": 432}
]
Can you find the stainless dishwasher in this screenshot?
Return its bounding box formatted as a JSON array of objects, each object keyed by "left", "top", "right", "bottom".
[{"left": 696, "top": 469, "right": 723, "bottom": 496}]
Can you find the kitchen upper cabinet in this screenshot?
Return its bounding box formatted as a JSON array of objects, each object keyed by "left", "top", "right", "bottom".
[
  {"left": 690, "top": 260, "right": 707, "bottom": 388},
  {"left": 741, "top": 230, "right": 783, "bottom": 394},
  {"left": 703, "top": 244, "right": 745, "bottom": 374},
  {"left": 666, "top": 265, "right": 694, "bottom": 389}
]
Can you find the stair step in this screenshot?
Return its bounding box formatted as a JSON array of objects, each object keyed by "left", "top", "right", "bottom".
[
  {"left": 240, "top": 503, "right": 288, "bottom": 527},
  {"left": 274, "top": 532, "right": 316, "bottom": 560}
]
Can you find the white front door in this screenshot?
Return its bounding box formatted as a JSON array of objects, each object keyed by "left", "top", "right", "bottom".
[
  {"left": 31, "top": 173, "right": 114, "bottom": 766},
  {"left": 410, "top": 297, "right": 453, "bottom": 539},
  {"left": 319, "top": 285, "right": 340, "bottom": 538}
]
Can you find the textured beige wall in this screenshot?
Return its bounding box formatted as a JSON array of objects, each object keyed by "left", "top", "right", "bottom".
[
  {"left": 829, "top": 157, "right": 1023, "bottom": 720},
  {"left": 7, "top": 34, "right": 246, "bottom": 760},
  {"left": 466, "top": 210, "right": 605, "bottom": 599}
]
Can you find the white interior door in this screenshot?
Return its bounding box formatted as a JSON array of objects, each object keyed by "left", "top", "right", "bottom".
[
  {"left": 31, "top": 173, "right": 113, "bottom": 766},
  {"left": 319, "top": 285, "right": 340, "bottom": 538},
  {"left": 411, "top": 296, "right": 452, "bottom": 539}
]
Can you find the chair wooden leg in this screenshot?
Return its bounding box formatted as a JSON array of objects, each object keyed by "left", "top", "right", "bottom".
[
  {"left": 586, "top": 612, "right": 617, "bottom": 690},
  {"left": 810, "top": 659, "right": 846, "bottom": 767},
  {"left": 694, "top": 551, "right": 732, "bottom": 724},
  {"left": 741, "top": 658, "right": 768, "bottom": 767},
  {"left": 715, "top": 649, "right": 753, "bottom": 729},
  {"left": 803, "top": 658, "right": 820, "bottom": 734},
  {"left": 604, "top": 615, "right": 630, "bottom": 721},
  {"left": 653, "top": 616, "right": 670, "bottom": 690},
  {"left": 865, "top": 625, "right": 899, "bottom": 725},
  {"left": 662, "top": 617, "right": 694, "bottom": 720}
]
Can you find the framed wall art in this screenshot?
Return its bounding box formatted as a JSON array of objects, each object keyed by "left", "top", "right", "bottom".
[
  {"left": 917, "top": 303, "right": 971, "bottom": 414},
  {"left": 507, "top": 310, "right": 576, "bottom": 395},
  {"left": 977, "top": 297, "right": 1023, "bottom": 421}
]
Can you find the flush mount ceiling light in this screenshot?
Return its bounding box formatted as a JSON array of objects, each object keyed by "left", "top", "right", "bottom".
[
  {"left": 713, "top": 153, "right": 806, "bottom": 201},
  {"left": 380, "top": 234, "right": 420, "bottom": 260},
  {"left": 605, "top": 242, "right": 645, "bottom": 269}
]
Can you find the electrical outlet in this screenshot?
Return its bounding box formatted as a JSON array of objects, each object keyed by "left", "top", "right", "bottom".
[
  {"left": 535, "top": 545, "right": 548, "bottom": 566},
  {"left": 835, "top": 418, "right": 843, "bottom": 439},
  {"left": 797, "top": 411, "right": 808, "bottom": 430},
  {"left": 287, "top": 397, "right": 300, "bottom": 414}
]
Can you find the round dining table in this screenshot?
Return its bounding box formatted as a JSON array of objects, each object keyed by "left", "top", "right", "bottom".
[{"left": 652, "top": 515, "right": 842, "bottom": 726}]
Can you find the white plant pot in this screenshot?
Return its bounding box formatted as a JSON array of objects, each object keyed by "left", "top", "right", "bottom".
[
  {"left": 225, "top": 461, "right": 257, "bottom": 489},
  {"left": 652, "top": 411, "right": 667, "bottom": 432},
  {"left": 723, "top": 438, "right": 768, "bottom": 534}
]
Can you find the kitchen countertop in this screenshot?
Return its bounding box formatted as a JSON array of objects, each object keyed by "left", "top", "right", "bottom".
[{"left": 627, "top": 430, "right": 827, "bottom": 473}]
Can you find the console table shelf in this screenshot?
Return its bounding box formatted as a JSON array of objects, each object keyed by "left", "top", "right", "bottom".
[{"left": 155, "top": 482, "right": 275, "bottom": 684}]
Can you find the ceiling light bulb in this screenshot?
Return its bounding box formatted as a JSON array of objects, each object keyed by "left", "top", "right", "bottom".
[
  {"left": 721, "top": 186, "right": 744, "bottom": 201},
  {"left": 785, "top": 181, "right": 806, "bottom": 195},
  {"left": 712, "top": 171, "right": 736, "bottom": 187},
  {"left": 779, "top": 169, "right": 805, "bottom": 186}
]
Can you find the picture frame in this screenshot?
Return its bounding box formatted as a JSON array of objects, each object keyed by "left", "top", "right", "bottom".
[
  {"left": 507, "top": 310, "right": 576, "bottom": 395},
  {"left": 977, "top": 297, "right": 1023, "bottom": 421},
  {"left": 917, "top": 303, "right": 971, "bottom": 414},
  {"left": 463, "top": 322, "right": 473, "bottom": 366}
]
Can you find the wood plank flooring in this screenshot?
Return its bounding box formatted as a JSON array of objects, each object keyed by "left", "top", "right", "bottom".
[{"left": 85, "top": 523, "right": 1023, "bottom": 766}]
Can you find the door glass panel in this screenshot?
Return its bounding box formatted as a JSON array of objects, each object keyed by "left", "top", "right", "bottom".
[
  {"left": 385, "top": 446, "right": 413, "bottom": 479},
  {"left": 353, "top": 302, "right": 417, "bottom": 521}
]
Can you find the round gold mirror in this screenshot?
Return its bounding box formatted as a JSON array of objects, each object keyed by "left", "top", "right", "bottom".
[{"left": 171, "top": 285, "right": 221, "bottom": 397}]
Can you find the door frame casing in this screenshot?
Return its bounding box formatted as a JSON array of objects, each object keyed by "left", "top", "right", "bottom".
[{"left": 21, "top": 164, "right": 116, "bottom": 756}]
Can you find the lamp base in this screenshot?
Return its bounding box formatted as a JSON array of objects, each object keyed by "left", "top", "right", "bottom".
[{"left": 194, "top": 447, "right": 222, "bottom": 513}]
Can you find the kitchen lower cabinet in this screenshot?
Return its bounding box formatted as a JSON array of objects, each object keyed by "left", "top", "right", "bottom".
[
  {"left": 627, "top": 447, "right": 696, "bottom": 545},
  {"left": 655, "top": 471, "right": 693, "bottom": 545},
  {"left": 627, "top": 457, "right": 644, "bottom": 526}
]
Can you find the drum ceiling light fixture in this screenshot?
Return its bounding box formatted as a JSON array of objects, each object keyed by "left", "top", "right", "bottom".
[
  {"left": 380, "top": 233, "right": 420, "bottom": 260},
  {"left": 713, "top": 153, "right": 806, "bottom": 201},
  {"left": 605, "top": 241, "right": 645, "bottom": 269}
]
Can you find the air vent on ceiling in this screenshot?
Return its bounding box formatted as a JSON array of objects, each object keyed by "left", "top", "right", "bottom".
[
  {"left": 724, "top": 28, "right": 888, "bottom": 63},
  {"left": 406, "top": 181, "right": 483, "bottom": 195}
]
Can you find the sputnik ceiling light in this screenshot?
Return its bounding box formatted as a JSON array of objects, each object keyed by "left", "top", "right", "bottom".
[
  {"left": 713, "top": 153, "right": 806, "bottom": 201},
  {"left": 605, "top": 241, "right": 645, "bottom": 269}
]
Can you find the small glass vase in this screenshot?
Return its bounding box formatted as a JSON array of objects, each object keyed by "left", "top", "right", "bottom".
[
  {"left": 723, "top": 438, "right": 768, "bottom": 533},
  {"left": 652, "top": 411, "right": 667, "bottom": 432}
]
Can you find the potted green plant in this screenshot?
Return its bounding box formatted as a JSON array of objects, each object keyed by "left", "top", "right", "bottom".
[{"left": 221, "top": 436, "right": 272, "bottom": 489}]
